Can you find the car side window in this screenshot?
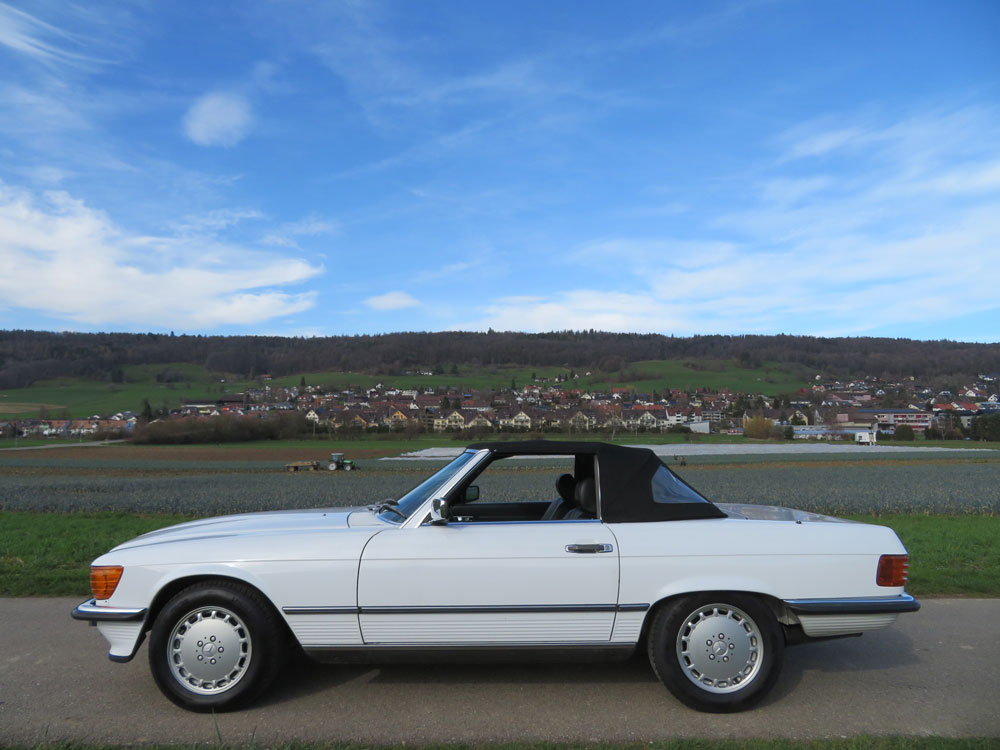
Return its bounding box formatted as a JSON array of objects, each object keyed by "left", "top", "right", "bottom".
[
  {"left": 650, "top": 465, "right": 710, "bottom": 504},
  {"left": 447, "top": 455, "right": 580, "bottom": 522}
]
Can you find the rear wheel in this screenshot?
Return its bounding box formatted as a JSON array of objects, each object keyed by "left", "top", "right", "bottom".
[
  {"left": 647, "top": 593, "right": 783, "bottom": 712},
  {"left": 148, "top": 581, "right": 286, "bottom": 711}
]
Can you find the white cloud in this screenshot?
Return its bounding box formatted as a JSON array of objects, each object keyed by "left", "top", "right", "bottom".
[
  {"left": 183, "top": 92, "right": 253, "bottom": 147},
  {"left": 459, "top": 291, "right": 688, "bottom": 334},
  {"left": 364, "top": 291, "right": 420, "bottom": 311},
  {"left": 0, "top": 183, "right": 321, "bottom": 329}
]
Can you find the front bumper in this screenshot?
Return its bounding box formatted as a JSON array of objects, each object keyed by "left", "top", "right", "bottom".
[
  {"left": 71, "top": 598, "right": 147, "bottom": 622},
  {"left": 71, "top": 599, "right": 148, "bottom": 662}
]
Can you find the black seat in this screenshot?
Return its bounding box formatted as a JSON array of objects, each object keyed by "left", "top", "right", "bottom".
[
  {"left": 555, "top": 473, "right": 575, "bottom": 503},
  {"left": 561, "top": 477, "right": 596, "bottom": 519},
  {"left": 542, "top": 473, "right": 577, "bottom": 520},
  {"left": 574, "top": 477, "right": 597, "bottom": 517}
]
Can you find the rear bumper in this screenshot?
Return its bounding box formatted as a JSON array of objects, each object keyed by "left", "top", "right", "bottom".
[
  {"left": 783, "top": 594, "right": 919, "bottom": 638},
  {"left": 783, "top": 594, "right": 920, "bottom": 616}
]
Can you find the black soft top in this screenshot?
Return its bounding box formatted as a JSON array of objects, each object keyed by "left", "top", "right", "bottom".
[{"left": 466, "top": 440, "right": 726, "bottom": 523}]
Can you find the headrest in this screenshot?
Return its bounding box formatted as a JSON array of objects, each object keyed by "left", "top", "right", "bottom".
[
  {"left": 574, "top": 477, "right": 597, "bottom": 515},
  {"left": 555, "top": 473, "right": 576, "bottom": 503}
]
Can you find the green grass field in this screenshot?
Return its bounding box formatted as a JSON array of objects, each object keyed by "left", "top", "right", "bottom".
[
  {"left": 0, "top": 358, "right": 809, "bottom": 420},
  {"left": 582, "top": 359, "right": 809, "bottom": 395},
  {"left": 272, "top": 359, "right": 809, "bottom": 396},
  {"left": 0, "top": 376, "right": 252, "bottom": 419},
  {"left": 2, "top": 442, "right": 998, "bottom": 598}
]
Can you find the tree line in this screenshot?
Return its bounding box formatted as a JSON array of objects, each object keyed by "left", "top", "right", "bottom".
[{"left": 1, "top": 329, "right": 998, "bottom": 390}]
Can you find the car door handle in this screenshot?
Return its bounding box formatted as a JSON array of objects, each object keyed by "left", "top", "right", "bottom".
[{"left": 565, "top": 543, "right": 613, "bottom": 554}]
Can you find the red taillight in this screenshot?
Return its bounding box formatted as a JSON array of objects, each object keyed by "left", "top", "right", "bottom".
[
  {"left": 876, "top": 554, "right": 909, "bottom": 587},
  {"left": 90, "top": 566, "right": 123, "bottom": 600}
]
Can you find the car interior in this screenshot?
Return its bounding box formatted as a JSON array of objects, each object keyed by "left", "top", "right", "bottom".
[{"left": 444, "top": 454, "right": 599, "bottom": 523}]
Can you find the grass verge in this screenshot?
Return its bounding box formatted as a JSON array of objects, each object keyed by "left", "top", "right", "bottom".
[
  {"left": 0, "top": 512, "right": 192, "bottom": 596},
  {"left": 1, "top": 511, "right": 997, "bottom": 598},
  {"left": 845, "top": 513, "right": 999, "bottom": 596}
]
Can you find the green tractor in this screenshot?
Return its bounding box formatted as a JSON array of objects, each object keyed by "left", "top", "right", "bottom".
[{"left": 328, "top": 452, "right": 357, "bottom": 471}]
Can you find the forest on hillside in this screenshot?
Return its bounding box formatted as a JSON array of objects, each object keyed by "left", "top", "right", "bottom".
[{"left": 1, "top": 329, "right": 998, "bottom": 390}]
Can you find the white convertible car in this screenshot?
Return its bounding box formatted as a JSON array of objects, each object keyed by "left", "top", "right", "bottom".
[{"left": 73, "top": 441, "right": 918, "bottom": 713}]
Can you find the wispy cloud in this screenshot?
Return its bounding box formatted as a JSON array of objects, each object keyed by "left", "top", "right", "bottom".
[
  {"left": 170, "top": 208, "right": 264, "bottom": 234},
  {"left": 364, "top": 291, "right": 420, "bottom": 311},
  {"left": 0, "top": 2, "right": 105, "bottom": 68},
  {"left": 413, "top": 260, "right": 485, "bottom": 284},
  {"left": 260, "top": 215, "right": 339, "bottom": 248},
  {"left": 0, "top": 183, "right": 321, "bottom": 329},
  {"left": 183, "top": 91, "right": 254, "bottom": 147}
]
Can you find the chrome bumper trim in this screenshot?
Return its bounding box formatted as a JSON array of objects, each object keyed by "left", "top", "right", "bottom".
[
  {"left": 71, "top": 598, "right": 147, "bottom": 622},
  {"left": 784, "top": 594, "right": 920, "bottom": 615}
]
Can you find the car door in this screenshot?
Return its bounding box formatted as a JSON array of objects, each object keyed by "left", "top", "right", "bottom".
[{"left": 357, "top": 519, "right": 620, "bottom": 645}]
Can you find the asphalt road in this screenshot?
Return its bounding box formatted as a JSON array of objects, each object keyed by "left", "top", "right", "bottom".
[{"left": 1, "top": 598, "right": 997, "bottom": 744}]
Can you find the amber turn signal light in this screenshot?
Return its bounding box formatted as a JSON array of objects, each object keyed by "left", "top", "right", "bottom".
[
  {"left": 90, "top": 566, "right": 124, "bottom": 600},
  {"left": 876, "top": 554, "right": 909, "bottom": 587}
]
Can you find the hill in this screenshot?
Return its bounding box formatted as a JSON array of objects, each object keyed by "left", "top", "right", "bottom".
[
  {"left": 1, "top": 330, "right": 997, "bottom": 388},
  {"left": 1, "top": 330, "right": 998, "bottom": 419}
]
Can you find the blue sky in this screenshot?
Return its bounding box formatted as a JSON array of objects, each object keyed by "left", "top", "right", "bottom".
[{"left": 1, "top": 1, "right": 998, "bottom": 341}]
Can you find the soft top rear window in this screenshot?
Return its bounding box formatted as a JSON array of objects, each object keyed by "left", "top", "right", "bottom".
[{"left": 651, "top": 465, "right": 710, "bottom": 504}]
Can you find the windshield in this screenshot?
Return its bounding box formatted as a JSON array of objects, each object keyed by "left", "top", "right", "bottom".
[{"left": 377, "top": 450, "right": 481, "bottom": 522}]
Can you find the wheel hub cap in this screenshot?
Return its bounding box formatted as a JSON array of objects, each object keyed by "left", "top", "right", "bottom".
[
  {"left": 676, "top": 603, "right": 763, "bottom": 694},
  {"left": 167, "top": 606, "right": 251, "bottom": 695}
]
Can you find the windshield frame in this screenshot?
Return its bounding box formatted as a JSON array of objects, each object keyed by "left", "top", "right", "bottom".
[{"left": 376, "top": 449, "right": 485, "bottom": 525}]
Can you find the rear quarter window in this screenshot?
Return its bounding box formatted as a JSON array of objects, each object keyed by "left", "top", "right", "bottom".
[{"left": 651, "top": 465, "right": 709, "bottom": 504}]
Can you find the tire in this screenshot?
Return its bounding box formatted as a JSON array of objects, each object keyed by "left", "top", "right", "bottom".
[
  {"left": 148, "top": 581, "right": 286, "bottom": 712},
  {"left": 647, "top": 593, "right": 783, "bottom": 713}
]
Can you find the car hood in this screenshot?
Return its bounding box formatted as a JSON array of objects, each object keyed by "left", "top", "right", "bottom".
[{"left": 111, "top": 506, "right": 383, "bottom": 552}]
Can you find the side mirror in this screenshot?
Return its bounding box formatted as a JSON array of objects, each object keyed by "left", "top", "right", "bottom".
[
  {"left": 429, "top": 498, "right": 450, "bottom": 525},
  {"left": 465, "top": 485, "right": 479, "bottom": 502}
]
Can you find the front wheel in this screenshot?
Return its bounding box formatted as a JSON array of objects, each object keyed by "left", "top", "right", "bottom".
[
  {"left": 647, "top": 593, "right": 783, "bottom": 712},
  {"left": 148, "top": 581, "right": 286, "bottom": 711}
]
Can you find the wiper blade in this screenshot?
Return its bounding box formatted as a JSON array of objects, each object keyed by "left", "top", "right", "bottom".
[{"left": 373, "top": 502, "right": 406, "bottom": 519}]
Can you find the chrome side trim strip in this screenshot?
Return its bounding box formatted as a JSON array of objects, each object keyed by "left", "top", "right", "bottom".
[
  {"left": 304, "top": 642, "right": 637, "bottom": 653},
  {"left": 284, "top": 603, "right": 650, "bottom": 615},
  {"left": 361, "top": 604, "right": 618, "bottom": 615},
  {"left": 784, "top": 594, "right": 920, "bottom": 615},
  {"left": 283, "top": 606, "right": 361, "bottom": 615},
  {"left": 71, "top": 599, "right": 147, "bottom": 622}
]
